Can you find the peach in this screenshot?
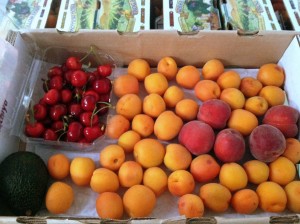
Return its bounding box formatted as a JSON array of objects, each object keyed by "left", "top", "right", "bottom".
[
  {"left": 284, "top": 181, "right": 300, "bottom": 212},
  {"left": 249, "top": 124, "right": 286, "bottom": 163},
  {"left": 164, "top": 143, "right": 192, "bottom": 171},
  {"left": 178, "top": 194, "right": 205, "bottom": 218},
  {"left": 197, "top": 99, "right": 231, "bottom": 130},
  {"left": 168, "top": 170, "right": 195, "bottom": 197},
  {"left": 190, "top": 154, "right": 220, "bottom": 183},
  {"left": 157, "top": 56, "right": 178, "bottom": 80},
  {"left": 178, "top": 120, "right": 215, "bottom": 156},
  {"left": 199, "top": 183, "right": 231, "bottom": 213},
  {"left": 214, "top": 128, "right": 245, "bottom": 163},
  {"left": 263, "top": 105, "right": 299, "bottom": 138}
]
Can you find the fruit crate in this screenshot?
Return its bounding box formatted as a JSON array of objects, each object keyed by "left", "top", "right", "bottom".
[{"left": 10, "top": 44, "right": 120, "bottom": 151}]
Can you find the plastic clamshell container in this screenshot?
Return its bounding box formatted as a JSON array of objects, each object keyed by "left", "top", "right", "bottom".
[{"left": 12, "top": 45, "right": 118, "bottom": 151}]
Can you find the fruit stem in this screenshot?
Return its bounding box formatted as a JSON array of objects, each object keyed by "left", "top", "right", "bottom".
[{"left": 90, "top": 102, "right": 113, "bottom": 126}]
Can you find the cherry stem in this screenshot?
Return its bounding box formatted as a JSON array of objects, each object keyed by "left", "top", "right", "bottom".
[{"left": 90, "top": 102, "right": 113, "bottom": 127}]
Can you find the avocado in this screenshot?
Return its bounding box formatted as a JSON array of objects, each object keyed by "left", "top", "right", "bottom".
[{"left": 0, "top": 151, "right": 49, "bottom": 216}]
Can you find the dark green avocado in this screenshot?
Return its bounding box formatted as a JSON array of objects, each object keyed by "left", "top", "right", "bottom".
[{"left": 0, "top": 151, "right": 49, "bottom": 216}]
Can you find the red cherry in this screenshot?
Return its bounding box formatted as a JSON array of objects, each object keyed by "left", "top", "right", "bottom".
[
  {"left": 97, "top": 64, "right": 112, "bottom": 77},
  {"left": 64, "top": 70, "right": 74, "bottom": 83},
  {"left": 99, "top": 93, "right": 110, "bottom": 103},
  {"left": 50, "top": 104, "right": 67, "bottom": 121},
  {"left": 81, "top": 95, "right": 97, "bottom": 112},
  {"left": 48, "top": 66, "right": 63, "bottom": 78},
  {"left": 43, "top": 129, "right": 58, "bottom": 141},
  {"left": 33, "top": 103, "right": 47, "bottom": 121},
  {"left": 80, "top": 112, "right": 99, "bottom": 127},
  {"left": 83, "top": 125, "right": 104, "bottom": 142},
  {"left": 61, "top": 89, "right": 73, "bottom": 104},
  {"left": 97, "top": 102, "right": 110, "bottom": 116},
  {"left": 44, "top": 89, "right": 61, "bottom": 105},
  {"left": 83, "top": 89, "right": 100, "bottom": 101},
  {"left": 92, "top": 77, "right": 111, "bottom": 94},
  {"left": 71, "top": 70, "right": 88, "bottom": 87},
  {"left": 49, "top": 76, "right": 64, "bottom": 90},
  {"left": 68, "top": 103, "right": 83, "bottom": 118},
  {"left": 86, "top": 72, "right": 97, "bottom": 86},
  {"left": 67, "top": 121, "right": 83, "bottom": 142},
  {"left": 66, "top": 56, "right": 82, "bottom": 70},
  {"left": 51, "top": 120, "right": 64, "bottom": 132},
  {"left": 25, "top": 122, "right": 45, "bottom": 138}
]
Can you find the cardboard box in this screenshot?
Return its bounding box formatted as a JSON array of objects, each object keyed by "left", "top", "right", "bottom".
[
  {"left": 56, "top": 0, "right": 151, "bottom": 32},
  {"left": 163, "top": 0, "right": 222, "bottom": 31},
  {"left": 219, "top": 0, "right": 281, "bottom": 31},
  {"left": 1, "top": 29, "right": 300, "bottom": 223}
]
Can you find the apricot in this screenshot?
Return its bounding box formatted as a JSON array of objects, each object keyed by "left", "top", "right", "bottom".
[
  {"left": 284, "top": 181, "right": 300, "bottom": 212},
  {"left": 90, "top": 168, "right": 119, "bottom": 193},
  {"left": 243, "top": 160, "right": 269, "bottom": 184},
  {"left": 249, "top": 124, "right": 286, "bottom": 163},
  {"left": 143, "top": 167, "right": 168, "bottom": 196},
  {"left": 127, "top": 58, "right": 151, "bottom": 81},
  {"left": 256, "top": 181, "right": 287, "bottom": 213},
  {"left": 217, "top": 70, "right": 241, "bottom": 89},
  {"left": 190, "top": 154, "right": 220, "bottom": 183},
  {"left": 244, "top": 96, "right": 268, "bottom": 116},
  {"left": 144, "top": 72, "right": 169, "bottom": 95},
  {"left": 259, "top": 85, "right": 285, "bottom": 107},
  {"left": 113, "top": 74, "right": 139, "bottom": 98},
  {"left": 263, "top": 105, "right": 299, "bottom": 138},
  {"left": 227, "top": 109, "right": 258, "bottom": 136},
  {"left": 96, "top": 192, "right": 123, "bottom": 219},
  {"left": 202, "top": 59, "right": 224, "bottom": 81},
  {"left": 154, "top": 110, "right": 183, "bottom": 141},
  {"left": 133, "top": 138, "right": 165, "bottom": 168},
  {"left": 115, "top": 93, "right": 142, "bottom": 120},
  {"left": 178, "top": 194, "right": 204, "bottom": 218},
  {"left": 231, "top": 189, "right": 259, "bottom": 214},
  {"left": 239, "top": 76, "right": 263, "bottom": 98},
  {"left": 214, "top": 128, "right": 245, "bottom": 163},
  {"left": 99, "top": 144, "right": 125, "bottom": 171},
  {"left": 118, "top": 130, "right": 141, "bottom": 153},
  {"left": 194, "top": 80, "right": 221, "bottom": 102},
  {"left": 257, "top": 63, "right": 285, "bottom": 87},
  {"left": 269, "top": 156, "right": 296, "bottom": 186},
  {"left": 105, "top": 114, "right": 130, "bottom": 139},
  {"left": 175, "top": 98, "right": 199, "bottom": 121},
  {"left": 197, "top": 99, "right": 231, "bottom": 130},
  {"left": 118, "top": 161, "right": 143, "bottom": 188},
  {"left": 219, "top": 162, "right": 248, "bottom": 191},
  {"left": 143, "top": 93, "right": 166, "bottom": 118},
  {"left": 176, "top": 65, "right": 201, "bottom": 89},
  {"left": 168, "top": 170, "right": 195, "bottom": 197},
  {"left": 178, "top": 120, "right": 215, "bottom": 156},
  {"left": 199, "top": 183, "right": 231, "bottom": 213},
  {"left": 157, "top": 56, "right": 178, "bottom": 80},
  {"left": 163, "top": 85, "right": 184, "bottom": 108},
  {"left": 220, "top": 88, "right": 245, "bottom": 110},
  {"left": 70, "top": 157, "right": 95, "bottom": 186},
  {"left": 282, "top": 138, "right": 300, "bottom": 164},
  {"left": 131, "top": 114, "right": 154, "bottom": 137},
  {"left": 164, "top": 143, "right": 192, "bottom": 171},
  {"left": 123, "top": 185, "right": 156, "bottom": 218}
]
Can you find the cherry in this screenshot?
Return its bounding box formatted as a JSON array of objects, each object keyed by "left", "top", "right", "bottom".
[
  {"left": 92, "top": 77, "right": 111, "bottom": 94},
  {"left": 33, "top": 103, "right": 47, "bottom": 121},
  {"left": 68, "top": 103, "right": 83, "bottom": 118},
  {"left": 25, "top": 122, "right": 45, "bottom": 138},
  {"left": 97, "top": 102, "right": 110, "bottom": 116},
  {"left": 97, "top": 64, "right": 112, "bottom": 77},
  {"left": 81, "top": 95, "right": 97, "bottom": 112},
  {"left": 99, "top": 93, "right": 110, "bottom": 103},
  {"left": 48, "top": 66, "right": 63, "bottom": 78},
  {"left": 83, "top": 89, "right": 100, "bottom": 101},
  {"left": 80, "top": 112, "right": 99, "bottom": 127},
  {"left": 66, "top": 56, "right": 82, "bottom": 70},
  {"left": 86, "top": 72, "right": 97, "bottom": 86},
  {"left": 44, "top": 89, "right": 61, "bottom": 105},
  {"left": 50, "top": 104, "right": 67, "bottom": 121},
  {"left": 71, "top": 70, "right": 88, "bottom": 87},
  {"left": 83, "top": 125, "right": 104, "bottom": 142},
  {"left": 51, "top": 120, "right": 65, "bottom": 132},
  {"left": 43, "top": 128, "right": 58, "bottom": 141},
  {"left": 64, "top": 70, "right": 74, "bottom": 83},
  {"left": 61, "top": 89, "right": 73, "bottom": 104},
  {"left": 67, "top": 121, "right": 83, "bottom": 142},
  {"left": 49, "top": 75, "right": 64, "bottom": 90}
]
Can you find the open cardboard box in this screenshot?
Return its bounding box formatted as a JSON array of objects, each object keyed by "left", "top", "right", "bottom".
[{"left": 1, "top": 29, "right": 300, "bottom": 223}]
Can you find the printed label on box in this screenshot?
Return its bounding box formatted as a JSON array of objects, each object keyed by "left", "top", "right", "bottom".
[
  {"left": 283, "top": 0, "right": 300, "bottom": 30},
  {"left": 56, "top": 0, "right": 150, "bottom": 32},
  {"left": 220, "top": 0, "right": 281, "bottom": 30},
  {"left": 163, "top": 0, "right": 221, "bottom": 31},
  {"left": 5, "top": 0, "right": 52, "bottom": 29}
]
